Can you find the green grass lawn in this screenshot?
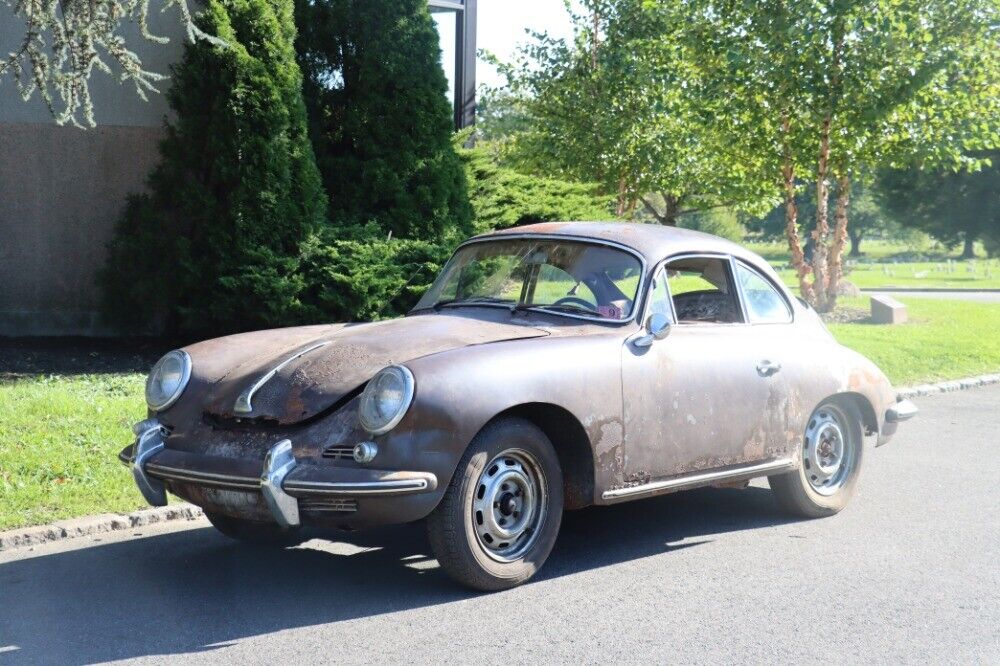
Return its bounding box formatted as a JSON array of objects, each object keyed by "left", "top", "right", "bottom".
[
  {"left": 776, "top": 261, "right": 1000, "bottom": 290},
  {"left": 828, "top": 297, "right": 1000, "bottom": 385},
  {"left": 745, "top": 240, "right": 1000, "bottom": 290},
  {"left": 2, "top": 296, "right": 999, "bottom": 531},
  {"left": 0, "top": 374, "right": 148, "bottom": 531}
]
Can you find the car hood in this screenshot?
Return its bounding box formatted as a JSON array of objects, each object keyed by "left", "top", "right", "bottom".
[{"left": 183, "top": 314, "right": 549, "bottom": 425}]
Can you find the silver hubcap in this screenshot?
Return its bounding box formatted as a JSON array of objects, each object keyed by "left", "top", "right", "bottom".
[
  {"left": 472, "top": 450, "right": 547, "bottom": 562},
  {"left": 803, "top": 407, "right": 855, "bottom": 495}
]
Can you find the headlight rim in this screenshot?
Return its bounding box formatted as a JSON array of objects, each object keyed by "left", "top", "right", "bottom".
[
  {"left": 358, "top": 364, "right": 415, "bottom": 435},
  {"left": 145, "top": 349, "right": 192, "bottom": 412}
]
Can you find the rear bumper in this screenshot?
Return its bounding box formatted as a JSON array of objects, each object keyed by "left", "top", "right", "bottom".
[
  {"left": 886, "top": 398, "right": 918, "bottom": 423},
  {"left": 876, "top": 398, "right": 918, "bottom": 446},
  {"left": 120, "top": 420, "right": 438, "bottom": 528}
]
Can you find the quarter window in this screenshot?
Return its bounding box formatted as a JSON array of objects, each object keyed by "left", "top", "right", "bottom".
[
  {"left": 646, "top": 270, "right": 673, "bottom": 320},
  {"left": 736, "top": 263, "right": 792, "bottom": 324}
]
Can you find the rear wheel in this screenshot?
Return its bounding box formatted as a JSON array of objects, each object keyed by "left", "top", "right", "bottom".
[
  {"left": 205, "top": 511, "right": 305, "bottom": 546},
  {"left": 769, "top": 400, "right": 864, "bottom": 518},
  {"left": 427, "top": 417, "right": 563, "bottom": 591}
]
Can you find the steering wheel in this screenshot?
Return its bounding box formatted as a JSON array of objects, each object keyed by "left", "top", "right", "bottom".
[{"left": 553, "top": 296, "right": 598, "bottom": 312}]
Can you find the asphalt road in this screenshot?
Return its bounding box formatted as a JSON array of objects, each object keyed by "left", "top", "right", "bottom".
[{"left": 2, "top": 387, "right": 998, "bottom": 665}]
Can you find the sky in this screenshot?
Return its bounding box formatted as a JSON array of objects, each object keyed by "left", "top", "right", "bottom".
[{"left": 474, "top": 0, "right": 577, "bottom": 89}]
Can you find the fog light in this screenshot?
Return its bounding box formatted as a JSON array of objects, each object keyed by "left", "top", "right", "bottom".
[{"left": 353, "top": 441, "right": 378, "bottom": 464}]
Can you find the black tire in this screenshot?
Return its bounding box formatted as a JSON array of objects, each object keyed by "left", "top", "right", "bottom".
[
  {"left": 427, "top": 417, "right": 563, "bottom": 591},
  {"left": 205, "top": 511, "right": 305, "bottom": 546},
  {"left": 769, "top": 399, "right": 865, "bottom": 518}
]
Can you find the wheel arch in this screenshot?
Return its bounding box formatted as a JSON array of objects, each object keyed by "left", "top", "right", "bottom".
[
  {"left": 824, "top": 391, "right": 878, "bottom": 437},
  {"left": 491, "top": 402, "right": 595, "bottom": 510}
]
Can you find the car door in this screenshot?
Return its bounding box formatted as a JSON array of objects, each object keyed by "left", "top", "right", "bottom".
[{"left": 620, "top": 255, "right": 790, "bottom": 485}]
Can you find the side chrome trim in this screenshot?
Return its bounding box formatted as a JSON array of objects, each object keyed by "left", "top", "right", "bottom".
[
  {"left": 260, "top": 440, "right": 301, "bottom": 528},
  {"left": 284, "top": 477, "right": 433, "bottom": 496},
  {"left": 602, "top": 457, "right": 796, "bottom": 502},
  {"left": 233, "top": 341, "right": 330, "bottom": 414}
]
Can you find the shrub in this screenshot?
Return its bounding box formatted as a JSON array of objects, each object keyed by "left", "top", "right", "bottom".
[
  {"left": 298, "top": 225, "right": 451, "bottom": 322},
  {"left": 296, "top": 0, "right": 471, "bottom": 241},
  {"left": 101, "top": 0, "right": 325, "bottom": 338},
  {"left": 679, "top": 208, "right": 745, "bottom": 242},
  {"left": 458, "top": 135, "right": 615, "bottom": 234}
]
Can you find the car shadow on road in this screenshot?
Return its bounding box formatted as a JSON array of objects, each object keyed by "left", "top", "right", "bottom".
[{"left": 0, "top": 485, "right": 796, "bottom": 663}]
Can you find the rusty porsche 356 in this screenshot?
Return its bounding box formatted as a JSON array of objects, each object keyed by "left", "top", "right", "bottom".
[{"left": 121, "top": 222, "right": 916, "bottom": 590}]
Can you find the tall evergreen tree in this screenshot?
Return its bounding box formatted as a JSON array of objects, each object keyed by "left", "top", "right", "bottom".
[
  {"left": 101, "top": 0, "right": 326, "bottom": 337},
  {"left": 295, "top": 0, "right": 472, "bottom": 241}
]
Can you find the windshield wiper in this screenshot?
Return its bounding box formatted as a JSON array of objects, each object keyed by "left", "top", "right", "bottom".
[
  {"left": 434, "top": 296, "right": 515, "bottom": 310},
  {"left": 516, "top": 303, "right": 602, "bottom": 317}
]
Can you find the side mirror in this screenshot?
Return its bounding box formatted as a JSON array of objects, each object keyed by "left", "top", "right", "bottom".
[{"left": 633, "top": 312, "right": 671, "bottom": 348}]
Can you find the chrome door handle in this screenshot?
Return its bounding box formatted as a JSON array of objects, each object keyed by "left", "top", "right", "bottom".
[{"left": 756, "top": 360, "right": 781, "bottom": 377}]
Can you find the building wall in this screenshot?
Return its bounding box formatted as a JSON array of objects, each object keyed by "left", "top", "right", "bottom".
[
  {"left": 0, "top": 8, "right": 186, "bottom": 336},
  {"left": 0, "top": 2, "right": 474, "bottom": 337}
]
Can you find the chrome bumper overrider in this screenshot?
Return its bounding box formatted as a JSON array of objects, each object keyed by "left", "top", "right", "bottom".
[
  {"left": 886, "top": 398, "right": 918, "bottom": 423},
  {"left": 123, "top": 420, "right": 436, "bottom": 528}
]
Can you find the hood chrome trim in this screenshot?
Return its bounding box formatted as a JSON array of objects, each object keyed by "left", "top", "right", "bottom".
[{"left": 233, "top": 341, "right": 330, "bottom": 415}]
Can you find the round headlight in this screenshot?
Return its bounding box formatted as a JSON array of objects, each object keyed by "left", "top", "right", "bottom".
[
  {"left": 145, "top": 350, "right": 192, "bottom": 411},
  {"left": 358, "top": 365, "right": 415, "bottom": 435}
]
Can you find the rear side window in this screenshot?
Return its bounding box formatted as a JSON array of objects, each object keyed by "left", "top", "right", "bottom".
[{"left": 736, "top": 263, "right": 792, "bottom": 324}]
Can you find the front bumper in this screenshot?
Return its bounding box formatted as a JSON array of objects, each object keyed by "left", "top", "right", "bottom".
[{"left": 120, "top": 420, "right": 438, "bottom": 528}]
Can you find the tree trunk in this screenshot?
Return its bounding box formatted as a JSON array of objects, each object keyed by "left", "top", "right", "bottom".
[
  {"left": 812, "top": 19, "right": 844, "bottom": 314},
  {"left": 662, "top": 194, "right": 680, "bottom": 226},
  {"left": 780, "top": 117, "right": 814, "bottom": 303},
  {"left": 961, "top": 234, "right": 976, "bottom": 259},
  {"left": 640, "top": 193, "right": 681, "bottom": 226},
  {"left": 825, "top": 173, "right": 850, "bottom": 309},
  {"left": 615, "top": 177, "right": 629, "bottom": 217},
  {"left": 848, "top": 226, "right": 864, "bottom": 257},
  {"left": 811, "top": 116, "right": 832, "bottom": 312}
]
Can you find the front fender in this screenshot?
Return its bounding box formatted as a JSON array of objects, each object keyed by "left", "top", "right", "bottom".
[{"left": 388, "top": 331, "right": 627, "bottom": 505}]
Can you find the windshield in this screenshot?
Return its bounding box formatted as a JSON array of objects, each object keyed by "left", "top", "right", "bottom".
[{"left": 413, "top": 238, "right": 643, "bottom": 321}]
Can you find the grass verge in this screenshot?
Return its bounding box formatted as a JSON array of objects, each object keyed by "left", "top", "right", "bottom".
[
  {"left": 828, "top": 297, "right": 1000, "bottom": 385},
  {"left": 1, "top": 297, "right": 998, "bottom": 531},
  {"left": 0, "top": 374, "right": 147, "bottom": 531}
]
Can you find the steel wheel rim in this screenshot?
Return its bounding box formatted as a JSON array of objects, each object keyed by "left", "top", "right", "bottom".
[
  {"left": 803, "top": 405, "right": 856, "bottom": 496},
  {"left": 472, "top": 449, "right": 547, "bottom": 562}
]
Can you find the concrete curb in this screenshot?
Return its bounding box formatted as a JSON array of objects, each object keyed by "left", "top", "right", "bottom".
[
  {"left": 896, "top": 373, "right": 1000, "bottom": 399},
  {"left": 3, "top": 373, "right": 999, "bottom": 553},
  {"left": 0, "top": 503, "right": 204, "bottom": 552}
]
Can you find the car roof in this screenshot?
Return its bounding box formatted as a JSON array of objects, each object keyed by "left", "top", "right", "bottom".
[{"left": 476, "top": 221, "right": 772, "bottom": 270}]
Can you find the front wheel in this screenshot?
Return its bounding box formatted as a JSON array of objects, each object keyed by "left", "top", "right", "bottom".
[
  {"left": 769, "top": 400, "right": 865, "bottom": 518},
  {"left": 427, "top": 417, "right": 563, "bottom": 591}
]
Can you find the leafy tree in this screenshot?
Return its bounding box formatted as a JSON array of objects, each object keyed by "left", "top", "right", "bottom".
[
  {"left": 495, "top": 0, "right": 774, "bottom": 222},
  {"left": 875, "top": 152, "right": 1000, "bottom": 258},
  {"left": 100, "top": 0, "right": 325, "bottom": 337},
  {"left": 1, "top": 0, "right": 214, "bottom": 127},
  {"left": 747, "top": 181, "right": 891, "bottom": 257},
  {"left": 295, "top": 0, "right": 471, "bottom": 242},
  {"left": 691, "top": 0, "right": 1000, "bottom": 311}
]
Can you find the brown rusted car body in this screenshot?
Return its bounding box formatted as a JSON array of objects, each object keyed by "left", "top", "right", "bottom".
[{"left": 120, "top": 222, "right": 909, "bottom": 531}]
